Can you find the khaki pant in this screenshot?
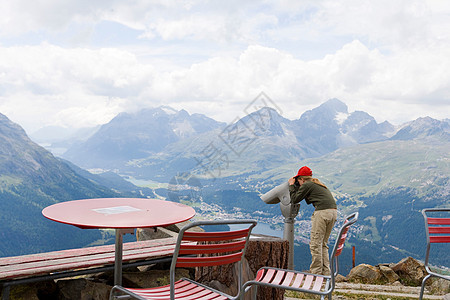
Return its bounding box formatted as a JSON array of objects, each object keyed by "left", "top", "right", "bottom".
[{"left": 309, "top": 208, "right": 337, "bottom": 275}]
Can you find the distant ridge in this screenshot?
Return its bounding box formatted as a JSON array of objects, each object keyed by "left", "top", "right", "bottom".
[
  {"left": 60, "top": 99, "right": 397, "bottom": 177},
  {"left": 391, "top": 116, "right": 450, "bottom": 140},
  {"left": 62, "top": 107, "right": 226, "bottom": 169}
]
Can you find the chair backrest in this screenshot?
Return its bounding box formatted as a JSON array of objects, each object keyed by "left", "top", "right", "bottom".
[
  {"left": 169, "top": 219, "right": 257, "bottom": 298},
  {"left": 329, "top": 212, "right": 359, "bottom": 281},
  {"left": 422, "top": 208, "right": 450, "bottom": 269}
]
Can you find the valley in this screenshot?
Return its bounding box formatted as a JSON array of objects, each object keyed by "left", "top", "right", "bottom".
[{"left": 0, "top": 98, "right": 448, "bottom": 273}]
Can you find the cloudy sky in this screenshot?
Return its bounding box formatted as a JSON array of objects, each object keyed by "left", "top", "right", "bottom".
[{"left": 0, "top": 0, "right": 449, "bottom": 134}]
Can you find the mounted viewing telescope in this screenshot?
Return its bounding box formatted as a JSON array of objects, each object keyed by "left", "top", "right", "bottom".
[{"left": 260, "top": 181, "right": 300, "bottom": 269}]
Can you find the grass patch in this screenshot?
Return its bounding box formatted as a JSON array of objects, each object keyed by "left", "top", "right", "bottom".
[
  {"left": 286, "top": 290, "right": 419, "bottom": 300},
  {"left": 334, "top": 292, "right": 420, "bottom": 300}
]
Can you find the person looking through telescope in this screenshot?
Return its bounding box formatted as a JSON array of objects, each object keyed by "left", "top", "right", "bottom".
[{"left": 288, "top": 165, "right": 337, "bottom": 275}]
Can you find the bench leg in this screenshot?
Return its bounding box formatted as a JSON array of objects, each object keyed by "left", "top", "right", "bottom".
[
  {"left": 2, "top": 286, "right": 10, "bottom": 300},
  {"left": 419, "top": 274, "right": 432, "bottom": 300},
  {"left": 252, "top": 285, "right": 258, "bottom": 300}
]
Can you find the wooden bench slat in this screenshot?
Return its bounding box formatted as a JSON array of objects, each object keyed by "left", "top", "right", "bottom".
[
  {"left": 1, "top": 250, "right": 169, "bottom": 279},
  {"left": 0, "top": 238, "right": 188, "bottom": 281},
  {"left": 1, "top": 248, "right": 175, "bottom": 280},
  {"left": 0, "top": 242, "right": 177, "bottom": 272},
  {"left": 0, "top": 245, "right": 174, "bottom": 274},
  {"left": 0, "top": 237, "right": 177, "bottom": 267}
]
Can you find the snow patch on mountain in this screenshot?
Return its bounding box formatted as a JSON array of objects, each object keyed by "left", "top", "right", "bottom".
[
  {"left": 172, "top": 119, "right": 196, "bottom": 138},
  {"left": 335, "top": 112, "right": 350, "bottom": 125},
  {"left": 280, "top": 124, "right": 301, "bottom": 147},
  {"left": 336, "top": 132, "right": 358, "bottom": 148},
  {"left": 161, "top": 106, "right": 178, "bottom": 115}
]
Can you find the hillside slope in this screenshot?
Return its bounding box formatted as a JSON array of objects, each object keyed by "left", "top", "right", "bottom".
[
  {"left": 0, "top": 113, "right": 141, "bottom": 256},
  {"left": 251, "top": 134, "right": 449, "bottom": 269}
]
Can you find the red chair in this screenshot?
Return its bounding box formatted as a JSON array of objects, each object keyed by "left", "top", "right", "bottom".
[
  {"left": 419, "top": 208, "right": 450, "bottom": 300},
  {"left": 242, "top": 212, "right": 358, "bottom": 300},
  {"left": 110, "top": 219, "right": 257, "bottom": 300}
]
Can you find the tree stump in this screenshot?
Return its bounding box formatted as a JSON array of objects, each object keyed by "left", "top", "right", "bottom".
[{"left": 195, "top": 234, "right": 289, "bottom": 300}]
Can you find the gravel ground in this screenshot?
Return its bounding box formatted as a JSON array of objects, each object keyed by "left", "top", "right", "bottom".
[{"left": 283, "top": 282, "right": 449, "bottom": 299}]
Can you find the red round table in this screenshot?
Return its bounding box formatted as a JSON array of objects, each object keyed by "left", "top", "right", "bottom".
[{"left": 42, "top": 198, "right": 196, "bottom": 285}]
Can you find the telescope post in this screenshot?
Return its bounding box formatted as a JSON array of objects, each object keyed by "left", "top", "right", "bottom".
[
  {"left": 283, "top": 216, "right": 295, "bottom": 269},
  {"left": 260, "top": 182, "right": 300, "bottom": 270}
]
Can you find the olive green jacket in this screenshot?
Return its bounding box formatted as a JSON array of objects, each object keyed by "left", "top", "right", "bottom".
[{"left": 289, "top": 180, "right": 337, "bottom": 211}]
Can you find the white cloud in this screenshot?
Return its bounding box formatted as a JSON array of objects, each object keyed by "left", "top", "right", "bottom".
[
  {"left": 0, "top": 0, "right": 449, "bottom": 132},
  {"left": 1, "top": 93, "right": 125, "bottom": 133},
  {"left": 1, "top": 0, "right": 448, "bottom": 52},
  {"left": 0, "top": 0, "right": 115, "bottom": 36},
  {"left": 0, "top": 44, "right": 149, "bottom": 131},
  {"left": 307, "top": 0, "right": 429, "bottom": 46},
  {"left": 0, "top": 43, "right": 153, "bottom": 93},
  {"left": 2, "top": 37, "right": 450, "bottom": 132}
]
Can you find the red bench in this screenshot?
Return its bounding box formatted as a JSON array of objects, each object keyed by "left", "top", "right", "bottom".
[
  {"left": 419, "top": 208, "right": 450, "bottom": 300},
  {"left": 0, "top": 237, "right": 183, "bottom": 300},
  {"left": 242, "top": 212, "right": 359, "bottom": 300},
  {"left": 110, "top": 219, "right": 257, "bottom": 300}
]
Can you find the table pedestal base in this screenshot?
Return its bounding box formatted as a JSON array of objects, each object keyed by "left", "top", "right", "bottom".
[{"left": 114, "top": 228, "right": 134, "bottom": 285}]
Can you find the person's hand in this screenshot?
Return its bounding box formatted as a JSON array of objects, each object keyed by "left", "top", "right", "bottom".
[{"left": 288, "top": 177, "right": 296, "bottom": 185}]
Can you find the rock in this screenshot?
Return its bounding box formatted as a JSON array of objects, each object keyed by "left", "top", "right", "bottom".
[
  {"left": 427, "top": 277, "right": 450, "bottom": 295},
  {"left": 137, "top": 221, "right": 204, "bottom": 241},
  {"left": 163, "top": 220, "right": 204, "bottom": 233},
  {"left": 335, "top": 274, "right": 347, "bottom": 283},
  {"left": 347, "top": 264, "right": 383, "bottom": 284},
  {"left": 390, "top": 280, "right": 403, "bottom": 286},
  {"left": 56, "top": 278, "right": 111, "bottom": 300},
  {"left": 4, "top": 281, "right": 57, "bottom": 299},
  {"left": 203, "top": 279, "right": 230, "bottom": 294},
  {"left": 122, "top": 268, "right": 191, "bottom": 289},
  {"left": 136, "top": 226, "right": 177, "bottom": 240},
  {"left": 379, "top": 265, "right": 399, "bottom": 283},
  {"left": 391, "top": 257, "right": 427, "bottom": 286}
]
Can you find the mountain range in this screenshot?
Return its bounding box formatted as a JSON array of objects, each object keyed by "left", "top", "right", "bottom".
[
  {"left": 56, "top": 99, "right": 399, "bottom": 181},
  {"left": 2, "top": 98, "right": 448, "bottom": 270},
  {"left": 58, "top": 99, "right": 450, "bottom": 269},
  {"left": 62, "top": 106, "right": 225, "bottom": 168}
]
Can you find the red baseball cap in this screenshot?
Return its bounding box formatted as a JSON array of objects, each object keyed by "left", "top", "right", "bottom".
[{"left": 294, "top": 166, "right": 312, "bottom": 178}]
